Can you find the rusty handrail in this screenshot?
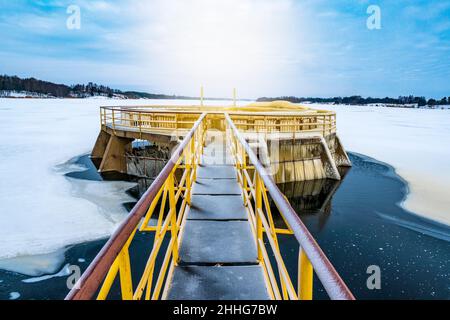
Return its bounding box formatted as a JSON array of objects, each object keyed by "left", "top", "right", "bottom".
[
  {"left": 225, "top": 113, "right": 355, "bottom": 300},
  {"left": 65, "top": 113, "right": 207, "bottom": 300}
]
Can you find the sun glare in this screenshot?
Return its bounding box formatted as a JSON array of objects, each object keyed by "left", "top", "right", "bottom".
[{"left": 135, "top": 0, "right": 301, "bottom": 97}]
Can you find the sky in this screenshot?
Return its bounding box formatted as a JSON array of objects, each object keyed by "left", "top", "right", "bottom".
[{"left": 0, "top": 0, "right": 449, "bottom": 98}]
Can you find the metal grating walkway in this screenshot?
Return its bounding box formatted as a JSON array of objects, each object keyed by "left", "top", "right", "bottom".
[{"left": 166, "top": 134, "right": 270, "bottom": 300}]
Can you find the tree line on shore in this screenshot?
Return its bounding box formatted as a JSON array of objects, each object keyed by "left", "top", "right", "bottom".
[
  {"left": 257, "top": 95, "right": 450, "bottom": 107},
  {"left": 0, "top": 75, "right": 196, "bottom": 100},
  {"left": 2, "top": 75, "right": 448, "bottom": 106}
]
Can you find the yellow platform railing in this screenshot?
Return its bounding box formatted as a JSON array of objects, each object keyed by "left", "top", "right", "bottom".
[
  {"left": 100, "top": 105, "right": 336, "bottom": 137},
  {"left": 229, "top": 113, "right": 336, "bottom": 136},
  {"left": 101, "top": 107, "right": 201, "bottom": 136}
]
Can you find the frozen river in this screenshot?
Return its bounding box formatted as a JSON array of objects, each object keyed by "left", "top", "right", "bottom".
[
  {"left": 313, "top": 104, "right": 450, "bottom": 226},
  {"left": 0, "top": 98, "right": 236, "bottom": 275},
  {"left": 0, "top": 99, "right": 449, "bottom": 277}
]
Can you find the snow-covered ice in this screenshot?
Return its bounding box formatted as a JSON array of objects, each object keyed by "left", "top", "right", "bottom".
[
  {"left": 22, "top": 263, "right": 71, "bottom": 283},
  {"left": 0, "top": 98, "right": 449, "bottom": 276},
  {"left": 0, "top": 98, "right": 236, "bottom": 275},
  {"left": 0, "top": 248, "right": 66, "bottom": 276},
  {"left": 312, "top": 104, "right": 450, "bottom": 226},
  {"left": 9, "top": 292, "right": 20, "bottom": 300}
]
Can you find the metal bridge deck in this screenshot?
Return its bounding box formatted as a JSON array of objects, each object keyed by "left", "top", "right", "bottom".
[{"left": 166, "top": 137, "right": 270, "bottom": 300}]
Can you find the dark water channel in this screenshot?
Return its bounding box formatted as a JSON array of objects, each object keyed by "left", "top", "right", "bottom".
[{"left": 0, "top": 153, "right": 448, "bottom": 300}]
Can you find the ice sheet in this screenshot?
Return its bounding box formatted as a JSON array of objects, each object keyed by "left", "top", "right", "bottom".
[
  {"left": 312, "top": 104, "right": 450, "bottom": 226},
  {"left": 22, "top": 263, "right": 71, "bottom": 283},
  {"left": 1, "top": 98, "right": 448, "bottom": 276},
  {"left": 0, "top": 98, "right": 236, "bottom": 275},
  {"left": 0, "top": 248, "right": 66, "bottom": 276}
]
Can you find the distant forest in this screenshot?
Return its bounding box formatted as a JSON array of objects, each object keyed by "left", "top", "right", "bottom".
[
  {"left": 0, "top": 75, "right": 198, "bottom": 100},
  {"left": 2, "top": 75, "right": 448, "bottom": 106},
  {"left": 257, "top": 95, "right": 450, "bottom": 107}
]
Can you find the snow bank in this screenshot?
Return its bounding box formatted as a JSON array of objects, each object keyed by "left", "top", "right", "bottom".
[
  {"left": 0, "top": 248, "right": 66, "bottom": 276},
  {"left": 313, "top": 104, "right": 450, "bottom": 226},
  {"left": 0, "top": 98, "right": 236, "bottom": 275}
]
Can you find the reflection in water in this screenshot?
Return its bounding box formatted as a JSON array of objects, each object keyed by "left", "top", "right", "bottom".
[{"left": 276, "top": 168, "right": 349, "bottom": 232}]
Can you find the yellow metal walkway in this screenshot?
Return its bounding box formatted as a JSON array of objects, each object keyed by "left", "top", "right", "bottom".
[
  {"left": 66, "top": 111, "right": 355, "bottom": 301},
  {"left": 166, "top": 134, "right": 269, "bottom": 299}
]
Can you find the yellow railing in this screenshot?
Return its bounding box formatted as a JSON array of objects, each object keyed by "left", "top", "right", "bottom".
[
  {"left": 225, "top": 113, "right": 354, "bottom": 300},
  {"left": 100, "top": 106, "right": 336, "bottom": 137},
  {"left": 66, "top": 113, "right": 206, "bottom": 300},
  {"left": 229, "top": 113, "right": 336, "bottom": 136},
  {"left": 101, "top": 107, "right": 201, "bottom": 135}
]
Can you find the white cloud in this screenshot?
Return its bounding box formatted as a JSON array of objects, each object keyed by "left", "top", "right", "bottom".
[
  {"left": 78, "top": 0, "right": 317, "bottom": 97},
  {"left": 2, "top": 0, "right": 450, "bottom": 98}
]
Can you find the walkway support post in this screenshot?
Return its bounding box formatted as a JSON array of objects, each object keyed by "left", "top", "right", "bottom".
[
  {"left": 299, "top": 248, "right": 313, "bottom": 300},
  {"left": 168, "top": 170, "right": 179, "bottom": 265},
  {"left": 255, "top": 173, "right": 263, "bottom": 262}
]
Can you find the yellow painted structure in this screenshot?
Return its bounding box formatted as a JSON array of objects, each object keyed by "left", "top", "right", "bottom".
[
  {"left": 71, "top": 113, "right": 354, "bottom": 301},
  {"left": 92, "top": 101, "right": 351, "bottom": 182}
]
